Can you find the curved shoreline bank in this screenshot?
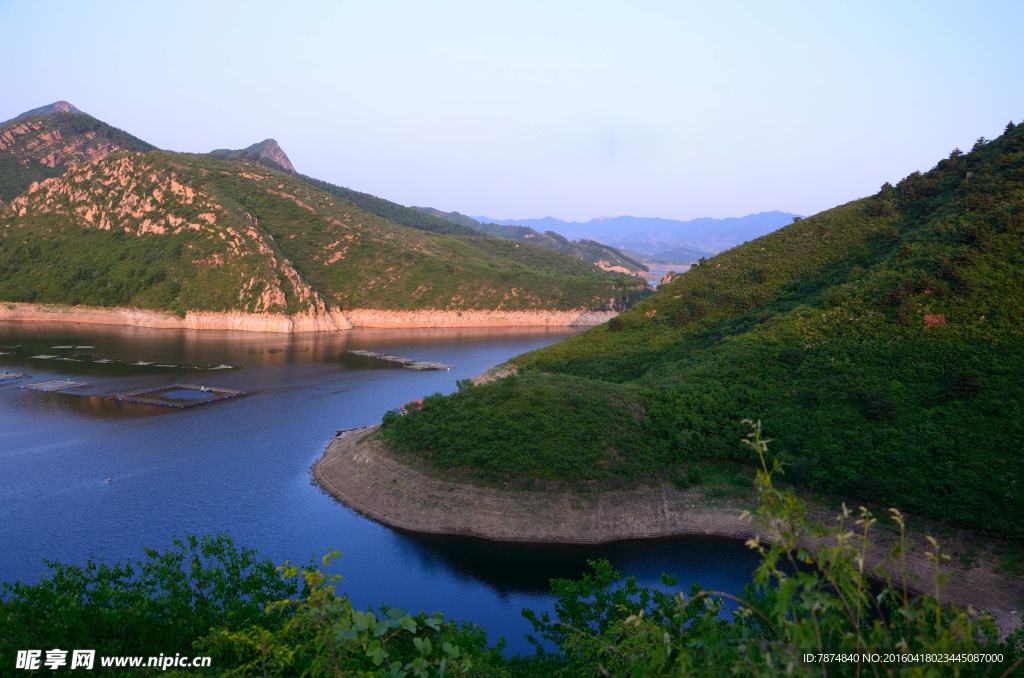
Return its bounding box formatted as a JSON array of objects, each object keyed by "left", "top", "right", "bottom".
[
  {"left": 313, "top": 426, "right": 754, "bottom": 544},
  {"left": 0, "top": 303, "right": 616, "bottom": 333},
  {"left": 313, "top": 427, "right": 1023, "bottom": 634}
]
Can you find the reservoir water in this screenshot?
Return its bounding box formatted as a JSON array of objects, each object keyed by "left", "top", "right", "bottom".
[{"left": 0, "top": 321, "right": 760, "bottom": 653}]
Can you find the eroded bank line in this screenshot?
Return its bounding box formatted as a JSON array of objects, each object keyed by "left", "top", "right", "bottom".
[{"left": 0, "top": 303, "right": 617, "bottom": 333}]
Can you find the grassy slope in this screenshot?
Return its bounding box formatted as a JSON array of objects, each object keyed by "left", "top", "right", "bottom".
[
  {"left": 385, "top": 123, "right": 1024, "bottom": 540},
  {"left": 0, "top": 112, "right": 155, "bottom": 201},
  {"left": 0, "top": 151, "right": 647, "bottom": 313}
]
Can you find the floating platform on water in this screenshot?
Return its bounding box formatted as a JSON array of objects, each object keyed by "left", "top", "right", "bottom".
[
  {"left": 22, "top": 379, "right": 89, "bottom": 392},
  {"left": 348, "top": 350, "right": 452, "bottom": 370},
  {"left": 1, "top": 372, "right": 25, "bottom": 383},
  {"left": 112, "top": 383, "right": 246, "bottom": 409}
]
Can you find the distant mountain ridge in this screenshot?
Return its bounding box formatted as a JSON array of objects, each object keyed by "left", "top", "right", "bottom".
[
  {"left": 469, "top": 211, "right": 801, "bottom": 255},
  {"left": 411, "top": 206, "right": 650, "bottom": 275}
]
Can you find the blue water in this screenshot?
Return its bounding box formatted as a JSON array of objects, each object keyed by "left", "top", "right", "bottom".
[{"left": 0, "top": 322, "right": 760, "bottom": 654}]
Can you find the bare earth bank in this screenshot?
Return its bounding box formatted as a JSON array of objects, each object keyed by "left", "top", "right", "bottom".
[
  {"left": 0, "top": 302, "right": 616, "bottom": 333},
  {"left": 313, "top": 426, "right": 1023, "bottom": 635}
]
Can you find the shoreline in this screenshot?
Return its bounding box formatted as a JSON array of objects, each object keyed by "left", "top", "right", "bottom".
[
  {"left": 313, "top": 426, "right": 1024, "bottom": 634},
  {"left": 0, "top": 302, "right": 616, "bottom": 333}
]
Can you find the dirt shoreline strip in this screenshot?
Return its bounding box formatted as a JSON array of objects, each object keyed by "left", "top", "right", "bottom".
[
  {"left": 313, "top": 426, "right": 1024, "bottom": 634},
  {"left": 0, "top": 302, "right": 616, "bottom": 333},
  {"left": 313, "top": 426, "right": 754, "bottom": 544}
]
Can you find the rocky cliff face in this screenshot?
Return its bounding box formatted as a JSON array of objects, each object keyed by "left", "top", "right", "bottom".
[
  {"left": 2, "top": 119, "right": 121, "bottom": 172},
  {"left": 249, "top": 139, "right": 295, "bottom": 173}
]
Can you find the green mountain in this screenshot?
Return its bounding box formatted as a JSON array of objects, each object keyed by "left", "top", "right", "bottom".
[
  {"left": 209, "top": 139, "right": 295, "bottom": 174},
  {"left": 384, "top": 121, "right": 1024, "bottom": 541},
  {"left": 0, "top": 107, "right": 156, "bottom": 201},
  {"left": 412, "top": 206, "right": 650, "bottom": 275},
  {"left": 0, "top": 105, "right": 487, "bottom": 238},
  {"left": 1, "top": 150, "right": 646, "bottom": 314}
]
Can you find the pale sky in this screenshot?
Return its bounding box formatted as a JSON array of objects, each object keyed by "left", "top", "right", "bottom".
[{"left": 2, "top": 0, "right": 1021, "bottom": 222}]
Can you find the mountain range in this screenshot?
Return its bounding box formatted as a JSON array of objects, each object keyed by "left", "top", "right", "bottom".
[
  {"left": 469, "top": 212, "right": 802, "bottom": 257},
  {"left": 411, "top": 206, "right": 650, "bottom": 275},
  {"left": 0, "top": 103, "right": 647, "bottom": 324}
]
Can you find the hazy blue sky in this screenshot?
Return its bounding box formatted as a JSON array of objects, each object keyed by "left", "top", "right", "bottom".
[{"left": 2, "top": 0, "right": 1021, "bottom": 222}]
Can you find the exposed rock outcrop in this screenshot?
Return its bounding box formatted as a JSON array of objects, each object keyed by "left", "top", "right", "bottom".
[
  {"left": 658, "top": 270, "right": 679, "bottom": 286},
  {"left": 209, "top": 139, "right": 295, "bottom": 174}
]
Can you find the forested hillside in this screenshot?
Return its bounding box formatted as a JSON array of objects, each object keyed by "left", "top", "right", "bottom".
[
  {"left": 0, "top": 151, "right": 647, "bottom": 314},
  {"left": 385, "top": 122, "right": 1024, "bottom": 541},
  {"left": 0, "top": 111, "right": 155, "bottom": 201}
]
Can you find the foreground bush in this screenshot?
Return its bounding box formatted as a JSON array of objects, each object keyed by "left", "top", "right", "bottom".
[{"left": 523, "top": 421, "right": 1023, "bottom": 677}]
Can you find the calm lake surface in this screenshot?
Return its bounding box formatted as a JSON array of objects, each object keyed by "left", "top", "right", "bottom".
[{"left": 0, "top": 321, "right": 759, "bottom": 653}]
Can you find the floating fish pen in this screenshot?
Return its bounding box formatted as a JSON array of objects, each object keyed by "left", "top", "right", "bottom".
[
  {"left": 112, "top": 383, "right": 246, "bottom": 409},
  {"left": 1, "top": 372, "right": 25, "bottom": 383},
  {"left": 21, "top": 379, "right": 89, "bottom": 392},
  {"left": 348, "top": 350, "right": 453, "bottom": 371}
]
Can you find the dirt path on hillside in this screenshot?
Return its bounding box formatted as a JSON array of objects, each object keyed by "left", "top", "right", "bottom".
[{"left": 313, "top": 426, "right": 1023, "bottom": 635}]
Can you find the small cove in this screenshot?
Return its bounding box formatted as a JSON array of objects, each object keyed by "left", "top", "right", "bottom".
[{"left": 0, "top": 321, "right": 760, "bottom": 654}]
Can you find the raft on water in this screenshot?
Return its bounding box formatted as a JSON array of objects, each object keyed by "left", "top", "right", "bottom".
[
  {"left": 347, "top": 350, "right": 452, "bottom": 370},
  {"left": 22, "top": 379, "right": 88, "bottom": 392},
  {"left": 1, "top": 372, "right": 25, "bottom": 383},
  {"left": 112, "top": 383, "right": 246, "bottom": 410}
]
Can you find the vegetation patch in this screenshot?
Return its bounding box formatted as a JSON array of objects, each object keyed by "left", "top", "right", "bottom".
[{"left": 381, "top": 374, "right": 653, "bottom": 482}]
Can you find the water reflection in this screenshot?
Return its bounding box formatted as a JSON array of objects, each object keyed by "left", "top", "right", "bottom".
[{"left": 395, "top": 532, "right": 760, "bottom": 597}]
